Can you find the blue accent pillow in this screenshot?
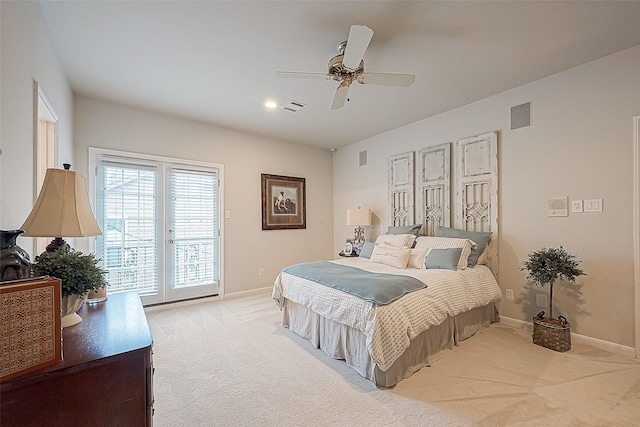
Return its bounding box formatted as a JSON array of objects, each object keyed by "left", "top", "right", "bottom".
[
  {"left": 359, "top": 242, "right": 375, "bottom": 259},
  {"left": 434, "top": 226, "right": 492, "bottom": 268},
  {"left": 386, "top": 224, "right": 422, "bottom": 237},
  {"left": 424, "top": 248, "right": 463, "bottom": 270}
]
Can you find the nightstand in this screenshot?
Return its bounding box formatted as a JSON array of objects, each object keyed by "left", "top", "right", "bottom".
[{"left": 339, "top": 251, "right": 359, "bottom": 257}]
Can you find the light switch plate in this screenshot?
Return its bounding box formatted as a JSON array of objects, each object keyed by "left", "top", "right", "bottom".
[
  {"left": 584, "top": 199, "right": 603, "bottom": 213},
  {"left": 571, "top": 200, "right": 583, "bottom": 213}
]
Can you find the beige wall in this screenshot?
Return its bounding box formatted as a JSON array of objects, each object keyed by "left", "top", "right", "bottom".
[
  {"left": 73, "top": 97, "right": 334, "bottom": 295},
  {"left": 0, "top": 1, "right": 74, "bottom": 250},
  {"left": 333, "top": 46, "right": 640, "bottom": 348}
]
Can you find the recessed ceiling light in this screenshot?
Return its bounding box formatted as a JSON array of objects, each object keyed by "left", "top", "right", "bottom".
[{"left": 265, "top": 101, "right": 277, "bottom": 109}]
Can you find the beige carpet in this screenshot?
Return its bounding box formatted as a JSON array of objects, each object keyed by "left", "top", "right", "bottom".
[{"left": 145, "top": 293, "right": 640, "bottom": 426}]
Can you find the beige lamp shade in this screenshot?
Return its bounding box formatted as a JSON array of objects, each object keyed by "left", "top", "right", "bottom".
[
  {"left": 347, "top": 208, "right": 371, "bottom": 226},
  {"left": 21, "top": 167, "right": 102, "bottom": 238}
]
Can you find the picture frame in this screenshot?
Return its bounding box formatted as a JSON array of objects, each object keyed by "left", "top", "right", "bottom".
[
  {"left": 344, "top": 241, "right": 353, "bottom": 255},
  {"left": 261, "top": 174, "right": 306, "bottom": 230}
]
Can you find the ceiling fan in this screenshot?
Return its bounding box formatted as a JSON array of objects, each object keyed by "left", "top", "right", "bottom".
[{"left": 277, "top": 25, "right": 415, "bottom": 110}]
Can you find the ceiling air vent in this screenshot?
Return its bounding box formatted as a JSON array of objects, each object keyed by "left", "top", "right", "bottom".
[{"left": 282, "top": 100, "right": 305, "bottom": 112}]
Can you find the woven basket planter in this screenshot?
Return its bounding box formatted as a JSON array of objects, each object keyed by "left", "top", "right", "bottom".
[{"left": 532, "top": 316, "right": 571, "bottom": 352}]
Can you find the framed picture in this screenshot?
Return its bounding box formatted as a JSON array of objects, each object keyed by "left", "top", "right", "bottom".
[
  {"left": 344, "top": 241, "right": 353, "bottom": 255},
  {"left": 261, "top": 174, "right": 306, "bottom": 230}
]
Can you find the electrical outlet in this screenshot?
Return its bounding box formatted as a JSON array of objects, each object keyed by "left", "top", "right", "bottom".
[
  {"left": 259, "top": 268, "right": 265, "bottom": 276},
  {"left": 571, "top": 200, "right": 583, "bottom": 213},
  {"left": 505, "top": 289, "right": 514, "bottom": 300}
]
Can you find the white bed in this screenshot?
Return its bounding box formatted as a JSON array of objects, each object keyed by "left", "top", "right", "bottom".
[
  {"left": 272, "top": 256, "right": 502, "bottom": 387},
  {"left": 273, "top": 134, "right": 501, "bottom": 387}
]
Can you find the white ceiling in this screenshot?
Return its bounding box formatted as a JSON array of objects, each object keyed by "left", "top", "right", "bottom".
[{"left": 39, "top": 1, "right": 640, "bottom": 150}]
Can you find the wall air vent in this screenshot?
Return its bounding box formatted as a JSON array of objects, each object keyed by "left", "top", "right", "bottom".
[{"left": 282, "top": 100, "right": 305, "bottom": 112}]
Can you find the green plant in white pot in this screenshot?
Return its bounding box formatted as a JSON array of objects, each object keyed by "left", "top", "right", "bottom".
[
  {"left": 31, "top": 251, "right": 107, "bottom": 328},
  {"left": 521, "top": 246, "right": 586, "bottom": 351}
]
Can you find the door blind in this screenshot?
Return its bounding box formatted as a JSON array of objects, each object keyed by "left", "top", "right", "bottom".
[
  {"left": 168, "top": 168, "right": 218, "bottom": 288},
  {"left": 96, "top": 160, "right": 159, "bottom": 296}
]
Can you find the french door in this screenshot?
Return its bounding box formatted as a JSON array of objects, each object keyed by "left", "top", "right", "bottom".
[{"left": 91, "top": 149, "right": 223, "bottom": 305}]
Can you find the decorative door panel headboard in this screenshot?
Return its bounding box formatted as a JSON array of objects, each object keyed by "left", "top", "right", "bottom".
[
  {"left": 455, "top": 132, "right": 499, "bottom": 278},
  {"left": 416, "top": 143, "right": 450, "bottom": 236},
  {"left": 387, "top": 133, "right": 498, "bottom": 279},
  {"left": 388, "top": 152, "right": 415, "bottom": 227}
]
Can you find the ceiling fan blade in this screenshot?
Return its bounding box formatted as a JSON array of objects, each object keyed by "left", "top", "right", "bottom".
[
  {"left": 342, "top": 25, "right": 374, "bottom": 71},
  {"left": 276, "top": 71, "right": 331, "bottom": 80},
  {"left": 331, "top": 85, "right": 349, "bottom": 110},
  {"left": 358, "top": 72, "right": 416, "bottom": 87}
]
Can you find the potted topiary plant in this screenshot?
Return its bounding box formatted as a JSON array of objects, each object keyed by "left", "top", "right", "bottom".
[
  {"left": 521, "top": 246, "right": 585, "bottom": 351},
  {"left": 31, "top": 250, "right": 107, "bottom": 328}
]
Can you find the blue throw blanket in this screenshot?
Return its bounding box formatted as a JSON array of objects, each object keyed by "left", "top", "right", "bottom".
[{"left": 282, "top": 261, "right": 426, "bottom": 305}]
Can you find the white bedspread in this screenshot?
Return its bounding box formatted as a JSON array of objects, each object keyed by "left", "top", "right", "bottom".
[{"left": 272, "top": 258, "right": 503, "bottom": 371}]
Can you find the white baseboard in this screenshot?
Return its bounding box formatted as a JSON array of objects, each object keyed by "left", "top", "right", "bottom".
[
  {"left": 223, "top": 286, "right": 272, "bottom": 300},
  {"left": 144, "top": 294, "right": 222, "bottom": 311},
  {"left": 499, "top": 316, "right": 636, "bottom": 359},
  {"left": 144, "top": 287, "right": 272, "bottom": 312}
]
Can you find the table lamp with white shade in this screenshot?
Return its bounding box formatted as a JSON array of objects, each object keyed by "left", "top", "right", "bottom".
[
  {"left": 21, "top": 164, "right": 102, "bottom": 253},
  {"left": 21, "top": 164, "right": 107, "bottom": 319},
  {"left": 347, "top": 208, "right": 371, "bottom": 254}
]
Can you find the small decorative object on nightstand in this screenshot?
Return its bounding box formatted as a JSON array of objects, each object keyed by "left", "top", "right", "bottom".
[
  {"left": 338, "top": 239, "right": 358, "bottom": 258},
  {"left": 343, "top": 241, "right": 353, "bottom": 255},
  {"left": 339, "top": 241, "right": 359, "bottom": 257}
]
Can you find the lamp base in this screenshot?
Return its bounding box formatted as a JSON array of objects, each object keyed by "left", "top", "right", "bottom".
[
  {"left": 46, "top": 237, "right": 71, "bottom": 253},
  {"left": 353, "top": 226, "right": 365, "bottom": 245}
]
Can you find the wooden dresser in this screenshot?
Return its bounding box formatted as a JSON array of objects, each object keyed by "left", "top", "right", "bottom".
[{"left": 0, "top": 291, "right": 154, "bottom": 426}]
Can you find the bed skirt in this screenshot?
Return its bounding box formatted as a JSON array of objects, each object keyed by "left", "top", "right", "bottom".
[{"left": 282, "top": 299, "right": 497, "bottom": 387}]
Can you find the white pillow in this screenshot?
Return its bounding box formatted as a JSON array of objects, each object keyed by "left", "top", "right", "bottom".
[
  {"left": 414, "top": 236, "right": 476, "bottom": 270},
  {"left": 407, "top": 247, "right": 430, "bottom": 269},
  {"left": 374, "top": 233, "right": 416, "bottom": 249},
  {"left": 369, "top": 245, "right": 412, "bottom": 269}
]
